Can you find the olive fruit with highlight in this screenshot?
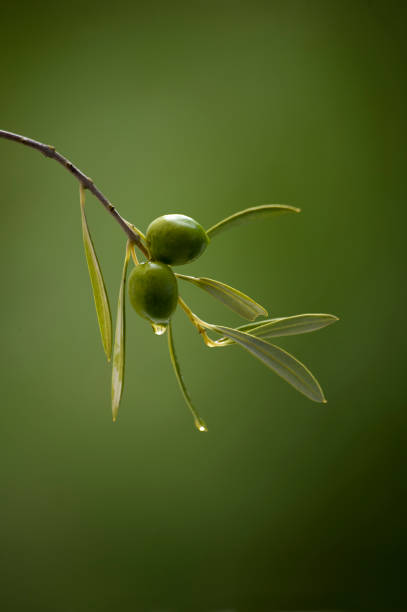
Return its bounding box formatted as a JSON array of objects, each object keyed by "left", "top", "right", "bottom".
[
  {"left": 146, "top": 214, "right": 209, "bottom": 266},
  {"left": 128, "top": 262, "right": 178, "bottom": 324}
]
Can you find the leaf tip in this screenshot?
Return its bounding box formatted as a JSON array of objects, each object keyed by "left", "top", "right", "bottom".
[
  {"left": 112, "top": 404, "right": 119, "bottom": 422},
  {"left": 195, "top": 418, "right": 208, "bottom": 433},
  {"left": 251, "top": 310, "right": 268, "bottom": 322}
]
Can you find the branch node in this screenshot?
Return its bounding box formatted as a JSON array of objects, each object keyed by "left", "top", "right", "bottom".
[
  {"left": 82, "top": 177, "right": 94, "bottom": 190},
  {"left": 43, "top": 145, "right": 55, "bottom": 158}
]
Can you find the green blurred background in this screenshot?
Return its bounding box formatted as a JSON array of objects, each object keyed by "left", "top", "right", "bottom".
[{"left": 1, "top": 1, "right": 406, "bottom": 610}]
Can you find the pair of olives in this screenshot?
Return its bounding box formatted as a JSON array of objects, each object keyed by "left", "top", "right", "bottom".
[{"left": 128, "top": 214, "right": 209, "bottom": 324}]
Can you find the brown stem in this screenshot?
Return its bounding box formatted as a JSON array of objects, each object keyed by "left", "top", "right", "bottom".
[{"left": 0, "top": 129, "right": 149, "bottom": 258}]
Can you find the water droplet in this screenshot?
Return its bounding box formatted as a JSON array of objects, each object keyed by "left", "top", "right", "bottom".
[
  {"left": 151, "top": 323, "right": 167, "bottom": 336},
  {"left": 194, "top": 418, "right": 208, "bottom": 432}
]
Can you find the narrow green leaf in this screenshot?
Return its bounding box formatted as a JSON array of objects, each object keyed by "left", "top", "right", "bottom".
[
  {"left": 206, "top": 204, "right": 300, "bottom": 238},
  {"left": 177, "top": 274, "right": 268, "bottom": 321},
  {"left": 217, "top": 314, "right": 339, "bottom": 345},
  {"left": 200, "top": 321, "right": 326, "bottom": 403},
  {"left": 167, "top": 321, "right": 208, "bottom": 432},
  {"left": 80, "top": 185, "right": 112, "bottom": 360},
  {"left": 111, "top": 241, "right": 131, "bottom": 422}
]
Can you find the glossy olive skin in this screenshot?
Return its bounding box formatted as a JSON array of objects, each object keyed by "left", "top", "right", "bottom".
[
  {"left": 128, "top": 262, "right": 178, "bottom": 324},
  {"left": 146, "top": 214, "right": 209, "bottom": 266}
]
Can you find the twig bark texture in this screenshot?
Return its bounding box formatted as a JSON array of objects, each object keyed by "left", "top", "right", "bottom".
[{"left": 0, "top": 129, "right": 148, "bottom": 257}]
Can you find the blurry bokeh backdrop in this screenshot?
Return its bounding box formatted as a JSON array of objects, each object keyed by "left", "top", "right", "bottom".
[{"left": 1, "top": 1, "right": 406, "bottom": 610}]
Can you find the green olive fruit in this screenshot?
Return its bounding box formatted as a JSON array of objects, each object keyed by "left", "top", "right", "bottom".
[
  {"left": 128, "top": 262, "right": 178, "bottom": 324},
  {"left": 146, "top": 214, "right": 209, "bottom": 266}
]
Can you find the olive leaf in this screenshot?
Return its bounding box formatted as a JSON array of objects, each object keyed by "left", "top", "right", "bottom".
[
  {"left": 215, "top": 314, "right": 339, "bottom": 345},
  {"left": 199, "top": 320, "right": 326, "bottom": 403},
  {"left": 176, "top": 274, "right": 268, "bottom": 321},
  {"left": 167, "top": 321, "right": 208, "bottom": 432},
  {"left": 206, "top": 204, "right": 300, "bottom": 238},
  {"left": 111, "top": 241, "right": 131, "bottom": 422},
  {"left": 79, "top": 185, "right": 112, "bottom": 361}
]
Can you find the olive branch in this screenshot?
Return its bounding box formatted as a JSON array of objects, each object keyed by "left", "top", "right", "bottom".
[
  {"left": 0, "top": 129, "right": 148, "bottom": 257},
  {"left": 1, "top": 129, "right": 339, "bottom": 432}
]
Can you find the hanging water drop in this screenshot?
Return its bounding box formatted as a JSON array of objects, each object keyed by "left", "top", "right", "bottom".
[
  {"left": 194, "top": 417, "right": 208, "bottom": 432},
  {"left": 151, "top": 323, "right": 168, "bottom": 336}
]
